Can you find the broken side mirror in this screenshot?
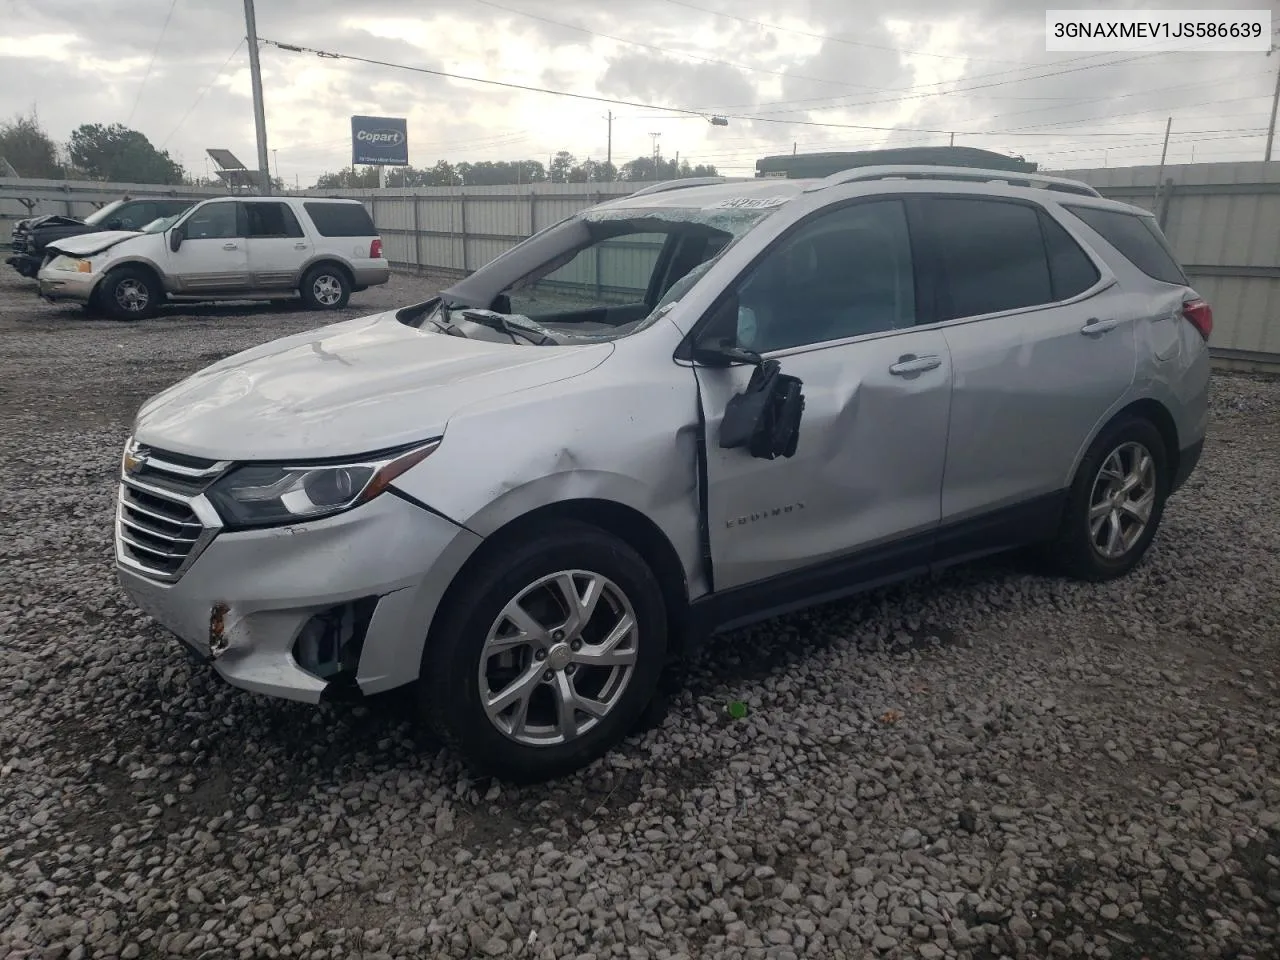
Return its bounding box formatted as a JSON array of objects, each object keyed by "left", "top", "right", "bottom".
[{"left": 718, "top": 358, "right": 805, "bottom": 460}]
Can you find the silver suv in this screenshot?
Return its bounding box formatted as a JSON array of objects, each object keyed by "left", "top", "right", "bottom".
[{"left": 114, "top": 165, "right": 1211, "bottom": 781}]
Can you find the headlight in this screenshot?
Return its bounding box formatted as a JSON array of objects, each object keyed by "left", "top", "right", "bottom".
[
  {"left": 205, "top": 440, "right": 441, "bottom": 529},
  {"left": 48, "top": 255, "right": 93, "bottom": 273}
]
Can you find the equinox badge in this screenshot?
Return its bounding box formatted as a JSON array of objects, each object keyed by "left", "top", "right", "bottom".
[{"left": 725, "top": 502, "right": 805, "bottom": 529}]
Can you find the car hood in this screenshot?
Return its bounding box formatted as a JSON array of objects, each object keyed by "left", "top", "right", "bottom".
[
  {"left": 47, "top": 230, "right": 144, "bottom": 256},
  {"left": 133, "top": 309, "right": 615, "bottom": 461}
]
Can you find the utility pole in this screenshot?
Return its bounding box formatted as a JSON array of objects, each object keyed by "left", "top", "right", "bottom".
[
  {"left": 243, "top": 0, "right": 272, "bottom": 196},
  {"left": 1267, "top": 42, "right": 1280, "bottom": 160},
  {"left": 606, "top": 111, "right": 612, "bottom": 171},
  {"left": 949, "top": 132, "right": 955, "bottom": 146},
  {"left": 1153, "top": 116, "right": 1172, "bottom": 206}
]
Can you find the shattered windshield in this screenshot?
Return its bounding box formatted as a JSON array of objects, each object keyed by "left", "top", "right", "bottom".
[
  {"left": 83, "top": 201, "right": 125, "bottom": 227},
  {"left": 430, "top": 201, "right": 783, "bottom": 346},
  {"left": 142, "top": 214, "right": 183, "bottom": 234}
]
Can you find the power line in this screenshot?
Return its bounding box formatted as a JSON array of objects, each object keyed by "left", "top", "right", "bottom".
[
  {"left": 159, "top": 38, "right": 245, "bottom": 149},
  {"left": 126, "top": 0, "right": 181, "bottom": 127},
  {"left": 259, "top": 38, "right": 1193, "bottom": 139}
]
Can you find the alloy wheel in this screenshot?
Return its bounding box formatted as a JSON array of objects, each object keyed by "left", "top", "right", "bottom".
[
  {"left": 478, "top": 570, "right": 639, "bottom": 747},
  {"left": 1088, "top": 440, "right": 1157, "bottom": 559},
  {"left": 114, "top": 278, "right": 150, "bottom": 313},
  {"left": 312, "top": 275, "right": 343, "bottom": 306}
]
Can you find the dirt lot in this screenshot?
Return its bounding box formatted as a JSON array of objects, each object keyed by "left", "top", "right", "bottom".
[{"left": 0, "top": 269, "right": 1278, "bottom": 960}]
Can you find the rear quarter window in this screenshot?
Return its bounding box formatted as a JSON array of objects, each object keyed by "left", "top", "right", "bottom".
[
  {"left": 303, "top": 201, "right": 377, "bottom": 237},
  {"left": 1063, "top": 204, "right": 1187, "bottom": 286}
]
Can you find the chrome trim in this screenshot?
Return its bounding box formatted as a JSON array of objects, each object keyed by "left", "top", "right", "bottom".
[{"left": 115, "top": 439, "right": 227, "bottom": 584}]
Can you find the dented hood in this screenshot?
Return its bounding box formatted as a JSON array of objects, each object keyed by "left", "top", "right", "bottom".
[
  {"left": 47, "top": 230, "right": 144, "bottom": 257},
  {"left": 133, "top": 309, "right": 614, "bottom": 461}
]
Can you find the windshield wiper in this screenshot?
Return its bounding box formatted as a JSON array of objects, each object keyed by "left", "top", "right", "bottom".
[
  {"left": 425, "top": 302, "right": 470, "bottom": 338},
  {"left": 460, "top": 309, "right": 557, "bottom": 346}
]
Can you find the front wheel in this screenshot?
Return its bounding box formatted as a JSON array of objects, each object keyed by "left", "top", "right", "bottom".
[
  {"left": 420, "top": 522, "right": 668, "bottom": 782},
  {"left": 1050, "top": 417, "right": 1169, "bottom": 581},
  {"left": 100, "top": 266, "right": 161, "bottom": 321},
  {"left": 300, "top": 264, "right": 351, "bottom": 310}
]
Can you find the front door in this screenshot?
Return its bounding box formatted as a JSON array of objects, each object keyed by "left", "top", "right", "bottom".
[
  {"left": 697, "top": 198, "right": 953, "bottom": 593},
  {"left": 165, "top": 200, "right": 249, "bottom": 292},
  {"left": 244, "top": 201, "right": 310, "bottom": 289},
  {"left": 908, "top": 195, "right": 1138, "bottom": 526}
]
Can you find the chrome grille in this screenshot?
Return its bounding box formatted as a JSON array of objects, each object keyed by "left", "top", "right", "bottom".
[{"left": 116, "top": 442, "right": 228, "bottom": 583}]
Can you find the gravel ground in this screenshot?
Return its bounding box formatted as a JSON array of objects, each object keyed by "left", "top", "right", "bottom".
[{"left": 1, "top": 269, "right": 1278, "bottom": 960}]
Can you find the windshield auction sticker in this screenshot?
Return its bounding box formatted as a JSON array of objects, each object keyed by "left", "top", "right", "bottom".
[
  {"left": 710, "top": 196, "right": 789, "bottom": 210},
  {"left": 1046, "top": 9, "right": 1270, "bottom": 51}
]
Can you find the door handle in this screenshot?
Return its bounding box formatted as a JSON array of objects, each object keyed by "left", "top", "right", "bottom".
[
  {"left": 294, "top": 242, "right": 308, "bottom": 249},
  {"left": 222, "top": 242, "right": 238, "bottom": 250},
  {"left": 889, "top": 354, "right": 942, "bottom": 376},
  {"left": 1081, "top": 317, "right": 1121, "bottom": 335}
]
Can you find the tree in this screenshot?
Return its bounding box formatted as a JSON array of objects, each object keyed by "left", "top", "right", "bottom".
[
  {"left": 0, "top": 111, "right": 62, "bottom": 178},
  {"left": 313, "top": 166, "right": 380, "bottom": 189},
  {"left": 68, "top": 123, "right": 184, "bottom": 184},
  {"left": 619, "top": 156, "right": 718, "bottom": 181},
  {"left": 549, "top": 151, "right": 575, "bottom": 183}
]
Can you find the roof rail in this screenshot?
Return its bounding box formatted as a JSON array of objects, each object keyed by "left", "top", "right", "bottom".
[
  {"left": 625, "top": 176, "right": 735, "bottom": 198},
  {"left": 805, "top": 165, "right": 1102, "bottom": 198}
]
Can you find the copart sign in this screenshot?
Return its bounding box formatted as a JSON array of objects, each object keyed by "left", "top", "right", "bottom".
[{"left": 350, "top": 116, "right": 409, "bottom": 166}]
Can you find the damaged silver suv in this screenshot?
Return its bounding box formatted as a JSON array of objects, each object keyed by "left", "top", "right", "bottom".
[{"left": 115, "top": 165, "right": 1211, "bottom": 781}]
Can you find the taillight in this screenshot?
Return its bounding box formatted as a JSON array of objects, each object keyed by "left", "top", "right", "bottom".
[
  {"left": 370, "top": 237, "right": 383, "bottom": 259},
  {"left": 1182, "top": 297, "right": 1213, "bottom": 341}
]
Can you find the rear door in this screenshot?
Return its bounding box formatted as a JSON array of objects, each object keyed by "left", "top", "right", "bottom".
[
  {"left": 244, "top": 201, "right": 309, "bottom": 289},
  {"left": 164, "top": 200, "right": 250, "bottom": 291},
  {"left": 911, "top": 194, "right": 1137, "bottom": 535}
]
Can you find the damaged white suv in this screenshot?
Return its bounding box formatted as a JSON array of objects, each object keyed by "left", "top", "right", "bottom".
[{"left": 115, "top": 166, "right": 1210, "bottom": 781}]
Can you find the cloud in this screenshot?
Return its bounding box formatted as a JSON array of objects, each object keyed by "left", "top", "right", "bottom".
[{"left": 1, "top": 0, "right": 1275, "bottom": 184}]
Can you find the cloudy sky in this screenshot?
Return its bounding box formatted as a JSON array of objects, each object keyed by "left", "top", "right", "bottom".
[{"left": 3, "top": 0, "right": 1277, "bottom": 186}]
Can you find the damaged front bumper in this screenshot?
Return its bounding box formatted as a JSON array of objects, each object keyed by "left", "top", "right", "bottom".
[
  {"left": 6, "top": 253, "right": 41, "bottom": 279},
  {"left": 116, "top": 492, "right": 481, "bottom": 703}
]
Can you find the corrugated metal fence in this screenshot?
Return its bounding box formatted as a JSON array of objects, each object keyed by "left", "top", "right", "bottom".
[{"left": 3, "top": 165, "right": 1278, "bottom": 368}]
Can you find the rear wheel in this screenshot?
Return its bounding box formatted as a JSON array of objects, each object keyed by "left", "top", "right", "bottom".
[
  {"left": 1049, "top": 417, "right": 1169, "bottom": 581},
  {"left": 100, "top": 266, "right": 161, "bottom": 321},
  {"left": 300, "top": 264, "right": 351, "bottom": 310},
  {"left": 420, "top": 522, "right": 668, "bottom": 782}
]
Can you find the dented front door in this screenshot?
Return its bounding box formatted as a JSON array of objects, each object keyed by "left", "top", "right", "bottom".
[{"left": 697, "top": 330, "right": 953, "bottom": 591}]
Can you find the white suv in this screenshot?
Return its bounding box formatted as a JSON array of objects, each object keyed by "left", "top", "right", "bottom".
[{"left": 37, "top": 196, "right": 389, "bottom": 321}]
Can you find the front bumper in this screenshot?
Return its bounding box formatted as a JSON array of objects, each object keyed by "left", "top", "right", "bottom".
[
  {"left": 37, "top": 267, "right": 97, "bottom": 304},
  {"left": 116, "top": 491, "right": 481, "bottom": 703},
  {"left": 6, "top": 252, "right": 40, "bottom": 278}
]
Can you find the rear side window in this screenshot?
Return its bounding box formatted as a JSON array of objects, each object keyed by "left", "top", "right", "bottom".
[
  {"left": 1039, "top": 211, "right": 1100, "bottom": 300},
  {"left": 303, "top": 201, "right": 376, "bottom": 237},
  {"left": 1063, "top": 205, "right": 1187, "bottom": 285},
  {"left": 923, "top": 197, "right": 1053, "bottom": 320},
  {"left": 246, "top": 202, "right": 304, "bottom": 238}
]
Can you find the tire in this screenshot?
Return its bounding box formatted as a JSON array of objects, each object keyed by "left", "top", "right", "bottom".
[
  {"left": 100, "top": 266, "right": 160, "bottom": 321},
  {"left": 300, "top": 264, "right": 351, "bottom": 310},
  {"left": 1049, "top": 416, "right": 1170, "bottom": 582},
  {"left": 420, "top": 521, "right": 668, "bottom": 783}
]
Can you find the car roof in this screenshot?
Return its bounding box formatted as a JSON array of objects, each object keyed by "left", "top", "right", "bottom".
[
  {"left": 593, "top": 169, "right": 1151, "bottom": 219},
  {"left": 594, "top": 178, "right": 814, "bottom": 212}
]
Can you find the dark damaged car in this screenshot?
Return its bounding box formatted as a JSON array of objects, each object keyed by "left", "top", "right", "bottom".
[{"left": 7, "top": 197, "right": 196, "bottom": 278}]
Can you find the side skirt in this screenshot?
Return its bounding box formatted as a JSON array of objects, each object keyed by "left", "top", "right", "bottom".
[{"left": 688, "top": 490, "right": 1068, "bottom": 639}]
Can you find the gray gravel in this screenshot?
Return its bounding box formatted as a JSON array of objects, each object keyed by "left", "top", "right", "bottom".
[{"left": 2, "top": 269, "right": 1279, "bottom": 960}]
